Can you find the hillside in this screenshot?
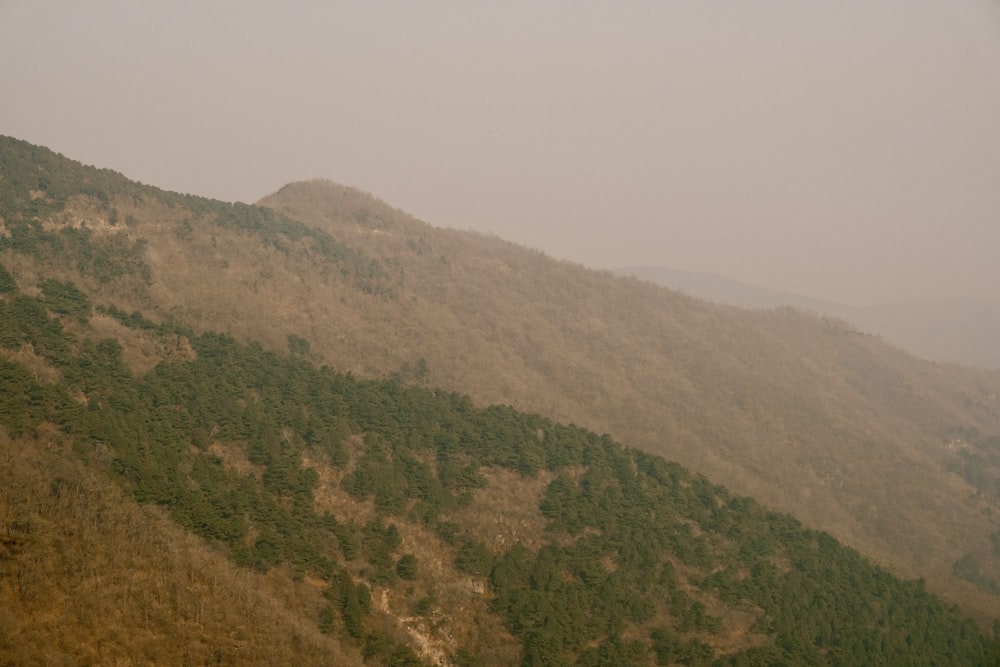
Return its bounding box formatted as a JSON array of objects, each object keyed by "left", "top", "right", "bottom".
[
  {"left": 617, "top": 265, "right": 1000, "bottom": 370},
  {"left": 256, "top": 182, "right": 1000, "bottom": 620},
  {"left": 0, "top": 431, "right": 365, "bottom": 666},
  {"left": 0, "top": 262, "right": 997, "bottom": 665},
  {"left": 2, "top": 136, "right": 1000, "bottom": 656}
]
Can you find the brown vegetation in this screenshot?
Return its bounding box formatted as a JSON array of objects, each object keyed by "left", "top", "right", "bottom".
[
  {"left": 6, "top": 169, "right": 1000, "bottom": 630},
  {"left": 255, "top": 181, "right": 1000, "bottom": 621},
  {"left": 0, "top": 431, "right": 363, "bottom": 666}
]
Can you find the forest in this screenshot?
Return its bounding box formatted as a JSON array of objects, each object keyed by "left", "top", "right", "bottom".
[
  {"left": 6, "top": 134, "right": 1000, "bottom": 664},
  {"left": 1, "top": 262, "right": 998, "bottom": 665}
]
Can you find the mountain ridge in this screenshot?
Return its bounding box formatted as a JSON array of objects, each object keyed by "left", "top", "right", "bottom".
[{"left": 617, "top": 265, "right": 1000, "bottom": 369}]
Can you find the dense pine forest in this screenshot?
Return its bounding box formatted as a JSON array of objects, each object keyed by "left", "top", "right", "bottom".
[{"left": 3, "top": 135, "right": 1000, "bottom": 664}]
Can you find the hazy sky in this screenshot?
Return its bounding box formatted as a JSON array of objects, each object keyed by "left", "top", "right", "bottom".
[{"left": 2, "top": 1, "right": 999, "bottom": 306}]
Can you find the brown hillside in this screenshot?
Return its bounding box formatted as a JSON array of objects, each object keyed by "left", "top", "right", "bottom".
[
  {"left": 0, "top": 431, "right": 365, "bottom": 666},
  {"left": 255, "top": 181, "right": 1000, "bottom": 620},
  {"left": 5, "top": 163, "right": 1000, "bottom": 625}
]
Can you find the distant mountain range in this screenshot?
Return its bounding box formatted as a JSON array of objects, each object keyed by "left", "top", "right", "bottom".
[{"left": 617, "top": 266, "right": 1000, "bottom": 370}]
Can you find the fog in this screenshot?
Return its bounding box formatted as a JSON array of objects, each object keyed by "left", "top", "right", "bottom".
[{"left": 2, "top": 1, "right": 999, "bottom": 306}]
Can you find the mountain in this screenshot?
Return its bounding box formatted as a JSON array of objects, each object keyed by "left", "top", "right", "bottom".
[
  {"left": 3, "top": 136, "right": 1000, "bottom": 663},
  {"left": 617, "top": 266, "right": 1000, "bottom": 370},
  {"left": 256, "top": 181, "right": 1000, "bottom": 619},
  {"left": 3, "top": 293, "right": 996, "bottom": 666},
  {"left": 613, "top": 266, "right": 841, "bottom": 312},
  {"left": 853, "top": 299, "right": 1000, "bottom": 370}
]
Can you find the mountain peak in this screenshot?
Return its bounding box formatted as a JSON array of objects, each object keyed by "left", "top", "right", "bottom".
[{"left": 261, "top": 179, "right": 408, "bottom": 233}]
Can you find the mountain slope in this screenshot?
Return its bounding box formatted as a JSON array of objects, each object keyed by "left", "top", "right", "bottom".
[
  {"left": 0, "top": 432, "right": 364, "bottom": 666},
  {"left": 0, "top": 267, "right": 997, "bottom": 665},
  {"left": 3, "top": 135, "right": 1000, "bottom": 629},
  {"left": 258, "top": 180, "right": 1000, "bottom": 620},
  {"left": 617, "top": 265, "right": 1000, "bottom": 369}
]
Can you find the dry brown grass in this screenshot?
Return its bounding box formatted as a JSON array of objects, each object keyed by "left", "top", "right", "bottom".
[
  {"left": 88, "top": 312, "right": 196, "bottom": 375},
  {"left": 301, "top": 449, "right": 523, "bottom": 665},
  {"left": 449, "top": 467, "right": 555, "bottom": 553},
  {"left": 0, "top": 344, "right": 62, "bottom": 384},
  {"left": 0, "top": 431, "right": 364, "bottom": 666}
]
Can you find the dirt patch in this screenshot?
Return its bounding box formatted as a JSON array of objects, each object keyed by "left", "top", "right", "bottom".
[
  {"left": 87, "top": 313, "right": 194, "bottom": 375},
  {"left": 0, "top": 344, "right": 62, "bottom": 384},
  {"left": 448, "top": 466, "right": 554, "bottom": 553},
  {"left": 207, "top": 441, "right": 264, "bottom": 480}
]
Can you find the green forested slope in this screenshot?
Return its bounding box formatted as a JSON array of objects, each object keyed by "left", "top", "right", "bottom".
[{"left": 1, "top": 266, "right": 997, "bottom": 665}]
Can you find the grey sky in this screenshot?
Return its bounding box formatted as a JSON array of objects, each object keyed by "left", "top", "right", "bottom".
[{"left": 2, "top": 1, "right": 998, "bottom": 305}]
